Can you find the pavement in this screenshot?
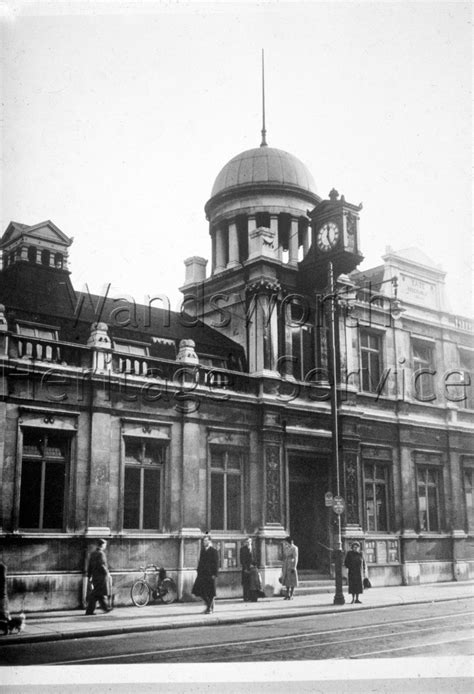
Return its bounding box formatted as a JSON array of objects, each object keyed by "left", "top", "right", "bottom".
[{"left": 1, "top": 580, "right": 473, "bottom": 647}]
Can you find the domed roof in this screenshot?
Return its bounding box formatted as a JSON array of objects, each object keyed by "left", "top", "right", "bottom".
[{"left": 210, "top": 146, "right": 317, "bottom": 198}]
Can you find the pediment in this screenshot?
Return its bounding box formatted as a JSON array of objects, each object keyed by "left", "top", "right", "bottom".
[
  {"left": 26, "top": 221, "right": 73, "bottom": 246},
  {"left": 0, "top": 220, "right": 72, "bottom": 249}
]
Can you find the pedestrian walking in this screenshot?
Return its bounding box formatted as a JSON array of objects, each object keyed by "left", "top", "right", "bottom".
[
  {"left": 85, "top": 539, "right": 112, "bottom": 615},
  {"left": 192, "top": 534, "right": 219, "bottom": 614},
  {"left": 240, "top": 537, "right": 256, "bottom": 602},
  {"left": 0, "top": 562, "right": 25, "bottom": 635},
  {"left": 281, "top": 536, "right": 299, "bottom": 600},
  {"left": 344, "top": 541, "right": 367, "bottom": 604}
]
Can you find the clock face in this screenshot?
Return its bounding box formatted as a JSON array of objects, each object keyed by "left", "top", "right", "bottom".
[{"left": 317, "top": 222, "right": 340, "bottom": 252}]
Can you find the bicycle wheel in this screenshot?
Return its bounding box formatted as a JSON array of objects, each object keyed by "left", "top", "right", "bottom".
[
  {"left": 131, "top": 579, "right": 150, "bottom": 607},
  {"left": 159, "top": 577, "right": 178, "bottom": 604}
]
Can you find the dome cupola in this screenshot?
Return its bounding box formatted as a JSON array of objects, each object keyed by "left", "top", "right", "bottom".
[{"left": 204, "top": 142, "right": 320, "bottom": 275}]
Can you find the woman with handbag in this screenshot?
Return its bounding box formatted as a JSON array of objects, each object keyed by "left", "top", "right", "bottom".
[
  {"left": 281, "top": 537, "right": 299, "bottom": 600},
  {"left": 344, "top": 541, "right": 367, "bottom": 604}
]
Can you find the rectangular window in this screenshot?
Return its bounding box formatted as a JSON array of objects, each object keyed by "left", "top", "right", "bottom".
[
  {"left": 417, "top": 467, "right": 441, "bottom": 531},
  {"left": 123, "top": 438, "right": 164, "bottom": 530},
  {"left": 360, "top": 330, "right": 382, "bottom": 393},
  {"left": 464, "top": 467, "right": 474, "bottom": 531},
  {"left": 19, "top": 429, "right": 69, "bottom": 529},
  {"left": 412, "top": 340, "right": 435, "bottom": 401},
  {"left": 364, "top": 463, "right": 390, "bottom": 531},
  {"left": 210, "top": 448, "right": 243, "bottom": 531}
]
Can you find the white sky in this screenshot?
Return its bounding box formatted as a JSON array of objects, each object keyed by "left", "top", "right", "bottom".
[{"left": 1, "top": 0, "right": 472, "bottom": 315}]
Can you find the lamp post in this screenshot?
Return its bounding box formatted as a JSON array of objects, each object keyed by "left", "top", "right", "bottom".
[
  {"left": 324, "top": 265, "right": 404, "bottom": 605},
  {"left": 326, "top": 261, "right": 346, "bottom": 605}
]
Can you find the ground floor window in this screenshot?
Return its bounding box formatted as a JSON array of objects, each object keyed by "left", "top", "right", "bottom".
[
  {"left": 210, "top": 448, "right": 244, "bottom": 530},
  {"left": 123, "top": 438, "right": 165, "bottom": 529},
  {"left": 19, "top": 429, "right": 69, "bottom": 529},
  {"left": 363, "top": 463, "right": 391, "bottom": 531},
  {"left": 463, "top": 465, "right": 474, "bottom": 532},
  {"left": 417, "top": 466, "right": 442, "bottom": 531}
]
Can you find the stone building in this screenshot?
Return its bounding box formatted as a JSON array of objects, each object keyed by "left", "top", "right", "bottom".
[{"left": 0, "top": 142, "right": 473, "bottom": 611}]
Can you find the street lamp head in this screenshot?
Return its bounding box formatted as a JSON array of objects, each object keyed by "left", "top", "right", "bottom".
[{"left": 390, "top": 297, "right": 406, "bottom": 320}]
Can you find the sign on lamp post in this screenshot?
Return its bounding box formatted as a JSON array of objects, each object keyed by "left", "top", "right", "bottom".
[{"left": 333, "top": 496, "right": 345, "bottom": 515}]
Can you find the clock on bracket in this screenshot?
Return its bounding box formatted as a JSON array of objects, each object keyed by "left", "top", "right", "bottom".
[{"left": 316, "top": 221, "right": 340, "bottom": 252}]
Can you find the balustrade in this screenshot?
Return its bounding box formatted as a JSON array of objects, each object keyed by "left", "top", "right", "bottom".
[{"left": 5, "top": 333, "right": 259, "bottom": 396}]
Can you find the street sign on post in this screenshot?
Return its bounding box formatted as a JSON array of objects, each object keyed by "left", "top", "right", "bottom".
[
  {"left": 324, "top": 492, "right": 334, "bottom": 507},
  {"left": 333, "top": 495, "right": 345, "bottom": 515}
]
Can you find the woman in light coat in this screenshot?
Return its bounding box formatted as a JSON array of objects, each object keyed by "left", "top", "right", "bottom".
[{"left": 281, "top": 536, "right": 299, "bottom": 600}]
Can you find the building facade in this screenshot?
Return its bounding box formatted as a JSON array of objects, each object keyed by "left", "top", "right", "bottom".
[{"left": 0, "top": 144, "right": 473, "bottom": 611}]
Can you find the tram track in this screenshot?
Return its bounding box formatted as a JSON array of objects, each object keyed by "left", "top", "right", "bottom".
[{"left": 48, "top": 607, "right": 474, "bottom": 665}]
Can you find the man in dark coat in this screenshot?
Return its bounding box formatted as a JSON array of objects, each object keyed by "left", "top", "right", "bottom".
[
  {"left": 240, "top": 537, "right": 256, "bottom": 602},
  {"left": 192, "top": 534, "right": 219, "bottom": 613},
  {"left": 85, "top": 539, "right": 112, "bottom": 615}
]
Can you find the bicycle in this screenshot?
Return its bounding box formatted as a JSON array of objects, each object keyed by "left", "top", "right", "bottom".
[{"left": 130, "top": 565, "right": 178, "bottom": 607}]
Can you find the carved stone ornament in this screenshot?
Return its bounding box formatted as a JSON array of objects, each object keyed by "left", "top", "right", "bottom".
[
  {"left": 344, "top": 452, "right": 359, "bottom": 525},
  {"left": 265, "top": 446, "right": 281, "bottom": 524},
  {"left": 245, "top": 278, "right": 282, "bottom": 296},
  {"left": 176, "top": 339, "right": 199, "bottom": 365}
]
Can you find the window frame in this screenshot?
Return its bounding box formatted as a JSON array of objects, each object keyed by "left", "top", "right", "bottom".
[
  {"left": 209, "top": 446, "right": 245, "bottom": 532},
  {"left": 362, "top": 460, "right": 392, "bottom": 532},
  {"left": 359, "top": 328, "right": 383, "bottom": 394},
  {"left": 121, "top": 435, "right": 166, "bottom": 532},
  {"left": 416, "top": 464, "right": 443, "bottom": 532},
  {"left": 18, "top": 428, "right": 70, "bottom": 531},
  {"left": 412, "top": 338, "right": 436, "bottom": 402},
  {"left": 462, "top": 461, "right": 474, "bottom": 533}
]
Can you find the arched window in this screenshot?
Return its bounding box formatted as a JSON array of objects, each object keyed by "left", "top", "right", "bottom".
[
  {"left": 28, "top": 246, "right": 36, "bottom": 263},
  {"left": 41, "top": 249, "right": 50, "bottom": 266}
]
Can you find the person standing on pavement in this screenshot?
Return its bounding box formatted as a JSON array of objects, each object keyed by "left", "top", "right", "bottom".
[
  {"left": 281, "top": 536, "right": 299, "bottom": 600},
  {"left": 0, "top": 562, "right": 10, "bottom": 626},
  {"left": 192, "top": 534, "right": 219, "bottom": 614},
  {"left": 240, "top": 537, "right": 256, "bottom": 602},
  {"left": 344, "top": 541, "right": 366, "bottom": 604},
  {"left": 85, "top": 539, "right": 112, "bottom": 615}
]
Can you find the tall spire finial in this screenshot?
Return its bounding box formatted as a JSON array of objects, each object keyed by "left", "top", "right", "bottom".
[{"left": 260, "top": 49, "right": 267, "bottom": 147}]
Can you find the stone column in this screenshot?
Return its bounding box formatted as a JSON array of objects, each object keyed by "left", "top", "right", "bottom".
[
  {"left": 227, "top": 219, "right": 240, "bottom": 268},
  {"left": 302, "top": 220, "right": 311, "bottom": 256},
  {"left": 214, "top": 226, "right": 226, "bottom": 274},
  {"left": 289, "top": 217, "right": 299, "bottom": 266}
]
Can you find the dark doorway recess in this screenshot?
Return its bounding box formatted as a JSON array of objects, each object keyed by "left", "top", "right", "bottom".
[{"left": 288, "top": 454, "right": 330, "bottom": 572}]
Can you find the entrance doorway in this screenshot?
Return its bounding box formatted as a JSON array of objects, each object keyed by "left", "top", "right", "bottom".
[{"left": 288, "top": 454, "right": 330, "bottom": 572}]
